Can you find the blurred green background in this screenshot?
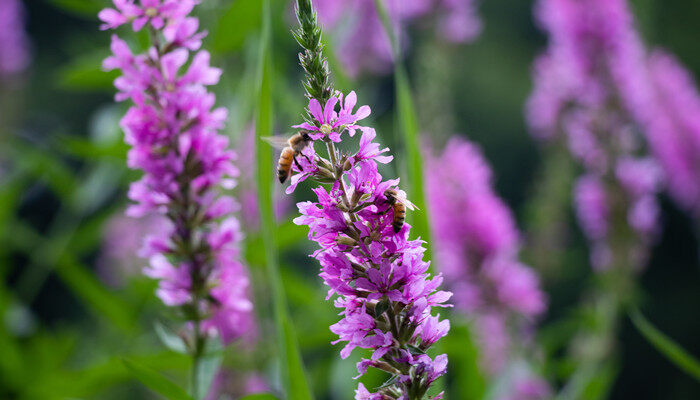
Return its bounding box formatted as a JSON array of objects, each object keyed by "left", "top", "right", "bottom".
[{"left": 1, "top": 0, "right": 699, "bottom": 399}]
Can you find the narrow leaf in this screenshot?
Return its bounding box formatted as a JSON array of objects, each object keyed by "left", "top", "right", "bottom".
[
  {"left": 193, "top": 350, "right": 223, "bottom": 400},
  {"left": 154, "top": 322, "right": 188, "bottom": 354},
  {"left": 629, "top": 308, "right": 700, "bottom": 381},
  {"left": 254, "top": 1, "right": 313, "bottom": 399},
  {"left": 372, "top": 0, "right": 432, "bottom": 268},
  {"left": 56, "top": 254, "right": 136, "bottom": 333},
  {"left": 239, "top": 394, "right": 279, "bottom": 400},
  {"left": 210, "top": 0, "right": 262, "bottom": 53},
  {"left": 122, "top": 359, "right": 194, "bottom": 400}
]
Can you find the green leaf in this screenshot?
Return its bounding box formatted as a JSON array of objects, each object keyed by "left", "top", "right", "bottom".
[
  {"left": 154, "top": 322, "right": 188, "bottom": 354},
  {"left": 629, "top": 308, "right": 700, "bottom": 381},
  {"left": 56, "top": 254, "right": 136, "bottom": 333},
  {"left": 255, "top": 1, "right": 313, "bottom": 399},
  {"left": 57, "top": 51, "right": 120, "bottom": 92},
  {"left": 239, "top": 394, "right": 279, "bottom": 400},
  {"left": 374, "top": 298, "right": 391, "bottom": 318},
  {"left": 210, "top": 0, "right": 262, "bottom": 53},
  {"left": 122, "top": 359, "right": 194, "bottom": 400},
  {"left": 442, "top": 318, "right": 485, "bottom": 400},
  {"left": 48, "top": 0, "right": 104, "bottom": 18}
]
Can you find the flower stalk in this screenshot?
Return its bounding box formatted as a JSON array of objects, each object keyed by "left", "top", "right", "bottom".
[
  {"left": 280, "top": 2, "right": 451, "bottom": 399},
  {"left": 99, "top": 1, "right": 254, "bottom": 397}
]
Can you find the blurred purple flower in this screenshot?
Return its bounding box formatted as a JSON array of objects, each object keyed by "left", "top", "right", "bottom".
[
  {"left": 98, "top": 212, "right": 170, "bottom": 287},
  {"left": 312, "top": 0, "right": 482, "bottom": 76},
  {"left": 101, "top": 0, "right": 254, "bottom": 344},
  {"left": 0, "top": 0, "right": 30, "bottom": 76},
  {"left": 204, "top": 370, "right": 270, "bottom": 400},
  {"left": 645, "top": 51, "right": 700, "bottom": 217},
  {"left": 426, "top": 137, "right": 547, "bottom": 380},
  {"left": 526, "top": 0, "right": 663, "bottom": 270}
]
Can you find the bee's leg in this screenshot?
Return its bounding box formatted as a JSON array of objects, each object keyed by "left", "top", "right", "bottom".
[
  {"left": 292, "top": 154, "right": 304, "bottom": 171},
  {"left": 379, "top": 208, "right": 392, "bottom": 216}
]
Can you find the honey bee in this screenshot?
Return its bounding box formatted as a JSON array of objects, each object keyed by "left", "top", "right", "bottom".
[
  {"left": 384, "top": 188, "right": 417, "bottom": 233},
  {"left": 262, "top": 131, "right": 313, "bottom": 183}
]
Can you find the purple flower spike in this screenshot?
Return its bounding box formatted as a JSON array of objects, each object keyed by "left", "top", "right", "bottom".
[
  {"left": 287, "top": 89, "right": 451, "bottom": 397},
  {"left": 101, "top": 0, "right": 253, "bottom": 346},
  {"left": 527, "top": 0, "right": 663, "bottom": 271},
  {"left": 426, "top": 136, "right": 549, "bottom": 390}
]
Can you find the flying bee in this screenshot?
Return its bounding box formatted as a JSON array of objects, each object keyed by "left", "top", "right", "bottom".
[
  {"left": 262, "top": 131, "right": 313, "bottom": 183},
  {"left": 384, "top": 188, "right": 417, "bottom": 233}
]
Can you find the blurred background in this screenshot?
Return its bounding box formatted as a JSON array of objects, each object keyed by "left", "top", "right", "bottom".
[{"left": 1, "top": 0, "right": 698, "bottom": 399}]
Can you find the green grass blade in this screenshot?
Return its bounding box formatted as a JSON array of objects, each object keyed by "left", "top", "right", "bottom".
[
  {"left": 394, "top": 67, "right": 431, "bottom": 255},
  {"left": 56, "top": 254, "right": 136, "bottom": 333},
  {"left": 254, "top": 1, "right": 313, "bottom": 398},
  {"left": 122, "top": 359, "right": 194, "bottom": 400},
  {"left": 372, "top": 0, "right": 432, "bottom": 265},
  {"left": 629, "top": 308, "right": 700, "bottom": 381},
  {"left": 210, "top": 0, "right": 262, "bottom": 54},
  {"left": 239, "top": 394, "right": 279, "bottom": 400}
]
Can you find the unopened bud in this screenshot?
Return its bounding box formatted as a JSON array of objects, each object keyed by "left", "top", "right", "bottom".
[
  {"left": 343, "top": 158, "right": 354, "bottom": 171},
  {"left": 336, "top": 236, "right": 357, "bottom": 247},
  {"left": 321, "top": 123, "right": 333, "bottom": 134}
]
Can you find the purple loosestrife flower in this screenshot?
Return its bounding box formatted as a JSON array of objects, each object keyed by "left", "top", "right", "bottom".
[
  {"left": 312, "top": 0, "right": 482, "bottom": 76},
  {"left": 100, "top": 0, "right": 253, "bottom": 347},
  {"left": 425, "top": 137, "right": 548, "bottom": 394},
  {"left": 291, "top": 3, "right": 450, "bottom": 396},
  {"left": 0, "top": 0, "right": 30, "bottom": 76},
  {"left": 645, "top": 51, "right": 700, "bottom": 217},
  {"left": 527, "top": 0, "right": 663, "bottom": 270},
  {"left": 287, "top": 89, "right": 451, "bottom": 399}
]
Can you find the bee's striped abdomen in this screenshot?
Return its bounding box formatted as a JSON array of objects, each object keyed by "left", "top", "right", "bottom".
[
  {"left": 392, "top": 202, "right": 406, "bottom": 233},
  {"left": 278, "top": 147, "right": 294, "bottom": 183}
]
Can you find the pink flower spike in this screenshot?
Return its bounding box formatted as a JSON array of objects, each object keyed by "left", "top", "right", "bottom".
[{"left": 102, "top": 0, "right": 254, "bottom": 345}]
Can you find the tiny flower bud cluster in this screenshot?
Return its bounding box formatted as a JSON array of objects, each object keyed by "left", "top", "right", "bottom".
[
  {"left": 526, "top": 0, "right": 663, "bottom": 270},
  {"left": 426, "top": 137, "right": 549, "bottom": 397},
  {"left": 288, "top": 91, "right": 451, "bottom": 400},
  {"left": 99, "top": 0, "right": 253, "bottom": 344}
]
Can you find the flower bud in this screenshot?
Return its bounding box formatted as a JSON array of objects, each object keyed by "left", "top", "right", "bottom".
[{"left": 336, "top": 235, "right": 357, "bottom": 247}]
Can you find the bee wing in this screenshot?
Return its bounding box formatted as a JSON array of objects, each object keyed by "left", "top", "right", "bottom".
[
  {"left": 261, "top": 135, "right": 290, "bottom": 151},
  {"left": 403, "top": 198, "right": 419, "bottom": 211},
  {"left": 394, "top": 189, "right": 419, "bottom": 210}
]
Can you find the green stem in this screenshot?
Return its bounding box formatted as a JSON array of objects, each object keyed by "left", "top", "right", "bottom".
[
  {"left": 257, "top": 1, "right": 313, "bottom": 398},
  {"left": 190, "top": 319, "right": 207, "bottom": 399}
]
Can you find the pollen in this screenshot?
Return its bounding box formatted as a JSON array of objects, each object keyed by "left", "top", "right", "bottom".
[
  {"left": 321, "top": 123, "right": 333, "bottom": 134},
  {"left": 144, "top": 7, "right": 158, "bottom": 17}
]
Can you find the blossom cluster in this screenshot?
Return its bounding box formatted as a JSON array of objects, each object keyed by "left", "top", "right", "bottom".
[
  {"left": 99, "top": 0, "right": 253, "bottom": 344},
  {"left": 313, "top": 0, "right": 482, "bottom": 76},
  {"left": 0, "top": 0, "right": 30, "bottom": 76},
  {"left": 645, "top": 51, "right": 700, "bottom": 218},
  {"left": 288, "top": 91, "right": 451, "bottom": 399},
  {"left": 526, "top": 0, "right": 663, "bottom": 270},
  {"left": 426, "top": 137, "right": 548, "bottom": 397}
]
